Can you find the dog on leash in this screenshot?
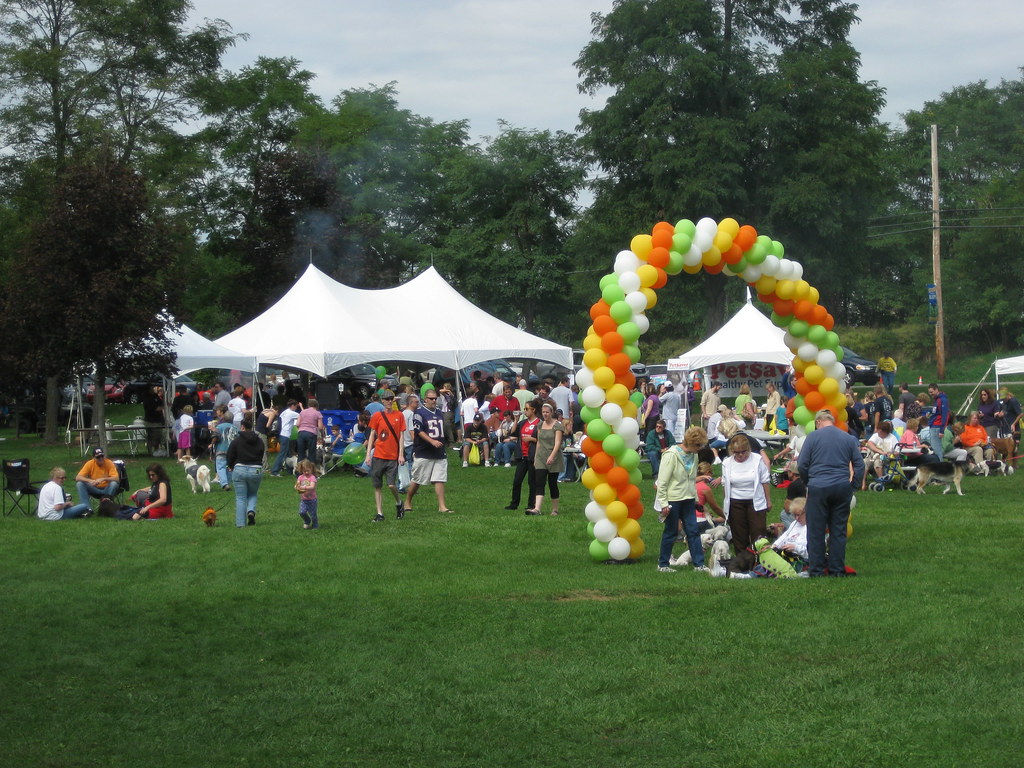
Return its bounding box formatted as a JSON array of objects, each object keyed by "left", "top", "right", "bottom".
[
  {"left": 976, "top": 459, "right": 1015, "bottom": 477},
  {"left": 991, "top": 437, "right": 1018, "bottom": 470},
  {"left": 180, "top": 457, "right": 212, "bottom": 493},
  {"left": 202, "top": 507, "right": 217, "bottom": 526},
  {"left": 907, "top": 459, "right": 967, "bottom": 495}
]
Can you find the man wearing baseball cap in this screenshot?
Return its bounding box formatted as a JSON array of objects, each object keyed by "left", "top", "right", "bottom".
[{"left": 75, "top": 447, "right": 120, "bottom": 508}]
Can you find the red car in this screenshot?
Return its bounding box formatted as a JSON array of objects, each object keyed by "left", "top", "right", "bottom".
[{"left": 85, "top": 379, "right": 126, "bottom": 404}]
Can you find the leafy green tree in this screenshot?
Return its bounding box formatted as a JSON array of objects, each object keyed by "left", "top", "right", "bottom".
[{"left": 574, "top": 0, "right": 886, "bottom": 340}]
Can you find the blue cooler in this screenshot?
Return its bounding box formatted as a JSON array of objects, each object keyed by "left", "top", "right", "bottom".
[{"left": 321, "top": 409, "right": 359, "bottom": 439}]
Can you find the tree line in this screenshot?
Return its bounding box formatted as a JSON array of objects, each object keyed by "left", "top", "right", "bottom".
[{"left": 1, "top": 0, "right": 1022, "bottom": 437}]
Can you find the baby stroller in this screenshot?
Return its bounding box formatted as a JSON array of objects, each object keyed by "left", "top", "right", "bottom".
[{"left": 868, "top": 446, "right": 914, "bottom": 492}]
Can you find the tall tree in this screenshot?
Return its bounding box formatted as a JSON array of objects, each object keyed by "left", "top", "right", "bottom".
[{"left": 574, "top": 0, "right": 885, "bottom": 339}]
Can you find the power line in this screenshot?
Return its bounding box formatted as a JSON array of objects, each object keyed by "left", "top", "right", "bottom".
[{"left": 865, "top": 223, "right": 1024, "bottom": 239}]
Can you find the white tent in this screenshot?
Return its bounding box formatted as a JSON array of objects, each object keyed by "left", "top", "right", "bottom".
[
  {"left": 170, "top": 323, "right": 256, "bottom": 375},
  {"left": 670, "top": 299, "right": 792, "bottom": 370},
  {"left": 995, "top": 354, "right": 1024, "bottom": 386},
  {"left": 215, "top": 264, "right": 572, "bottom": 377}
]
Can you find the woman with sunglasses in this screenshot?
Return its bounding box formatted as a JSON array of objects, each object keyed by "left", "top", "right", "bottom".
[{"left": 721, "top": 433, "right": 772, "bottom": 571}]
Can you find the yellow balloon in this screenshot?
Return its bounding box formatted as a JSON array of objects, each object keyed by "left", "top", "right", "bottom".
[
  {"left": 755, "top": 275, "right": 778, "bottom": 296},
  {"left": 606, "top": 384, "right": 630, "bottom": 406},
  {"left": 702, "top": 246, "right": 722, "bottom": 266},
  {"left": 593, "top": 482, "right": 616, "bottom": 506},
  {"left": 583, "top": 333, "right": 602, "bottom": 351},
  {"left": 586, "top": 324, "right": 595, "bottom": 337},
  {"left": 831, "top": 391, "right": 848, "bottom": 410},
  {"left": 804, "top": 364, "right": 825, "bottom": 386},
  {"left": 618, "top": 518, "right": 641, "bottom": 542},
  {"left": 793, "top": 279, "right": 811, "bottom": 301},
  {"left": 792, "top": 357, "right": 807, "bottom": 373},
  {"left": 629, "top": 537, "right": 646, "bottom": 559},
  {"left": 583, "top": 348, "right": 607, "bottom": 370},
  {"left": 775, "top": 279, "right": 796, "bottom": 300},
  {"left": 641, "top": 287, "right": 658, "bottom": 308},
  {"left": 713, "top": 231, "right": 733, "bottom": 253},
  {"left": 581, "top": 468, "right": 604, "bottom": 490},
  {"left": 818, "top": 376, "right": 839, "bottom": 398},
  {"left": 718, "top": 217, "right": 740, "bottom": 237},
  {"left": 593, "top": 366, "right": 615, "bottom": 389},
  {"left": 682, "top": 263, "right": 702, "bottom": 275},
  {"left": 637, "top": 264, "right": 658, "bottom": 288},
  {"left": 606, "top": 500, "right": 628, "bottom": 524},
  {"left": 630, "top": 234, "right": 653, "bottom": 259},
  {"left": 623, "top": 402, "right": 638, "bottom": 419},
  {"left": 807, "top": 286, "right": 820, "bottom": 305}
]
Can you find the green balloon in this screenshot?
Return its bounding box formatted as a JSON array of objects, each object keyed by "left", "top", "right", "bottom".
[
  {"left": 580, "top": 405, "right": 601, "bottom": 423},
  {"left": 789, "top": 319, "right": 809, "bottom": 338},
  {"left": 771, "top": 311, "right": 790, "bottom": 328},
  {"left": 586, "top": 418, "right": 611, "bottom": 442},
  {"left": 793, "top": 405, "right": 812, "bottom": 425},
  {"left": 420, "top": 382, "right": 435, "bottom": 398},
  {"left": 733, "top": 256, "right": 748, "bottom": 273},
  {"left": 826, "top": 331, "right": 841, "bottom": 352},
  {"left": 610, "top": 300, "right": 633, "bottom": 324},
  {"left": 602, "top": 433, "right": 626, "bottom": 457},
  {"left": 794, "top": 394, "right": 804, "bottom": 409},
  {"left": 629, "top": 468, "right": 643, "bottom": 487},
  {"left": 618, "top": 321, "right": 640, "bottom": 343},
  {"left": 599, "top": 273, "right": 618, "bottom": 290},
  {"left": 833, "top": 343, "right": 844, "bottom": 361},
  {"left": 624, "top": 344, "right": 641, "bottom": 363},
  {"left": 589, "top": 538, "right": 610, "bottom": 562},
  {"left": 746, "top": 242, "right": 767, "bottom": 265},
  {"left": 375, "top": 365, "right": 387, "bottom": 378},
  {"left": 602, "top": 284, "right": 625, "bottom": 305},
  {"left": 587, "top": 521, "right": 596, "bottom": 538},
  {"left": 618, "top": 450, "right": 640, "bottom": 471},
  {"left": 807, "top": 325, "right": 827, "bottom": 345},
  {"left": 756, "top": 235, "right": 772, "bottom": 249},
  {"left": 665, "top": 249, "right": 685, "bottom": 275},
  {"left": 671, "top": 232, "right": 693, "bottom": 253},
  {"left": 629, "top": 391, "right": 645, "bottom": 407},
  {"left": 674, "top": 218, "right": 696, "bottom": 236},
  {"left": 804, "top": 420, "right": 816, "bottom": 434},
  {"left": 771, "top": 240, "right": 785, "bottom": 258},
  {"left": 342, "top": 442, "right": 367, "bottom": 465}
]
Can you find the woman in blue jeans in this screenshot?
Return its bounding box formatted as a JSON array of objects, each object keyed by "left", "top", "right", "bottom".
[
  {"left": 652, "top": 426, "right": 709, "bottom": 573},
  {"left": 226, "top": 413, "right": 265, "bottom": 527}
]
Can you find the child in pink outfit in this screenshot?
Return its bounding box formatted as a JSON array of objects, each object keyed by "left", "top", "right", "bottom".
[{"left": 295, "top": 460, "right": 319, "bottom": 529}]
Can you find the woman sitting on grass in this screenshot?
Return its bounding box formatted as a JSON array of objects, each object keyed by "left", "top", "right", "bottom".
[{"left": 127, "top": 464, "right": 173, "bottom": 520}]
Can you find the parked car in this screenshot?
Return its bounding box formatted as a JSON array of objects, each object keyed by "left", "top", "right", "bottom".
[
  {"left": 85, "top": 378, "right": 126, "bottom": 404},
  {"left": 122, "top": 374, "right": 199, "bottom": 404},
  {"left": 431, "top": 359, "right": 518, "bottom": 390},
  {"left": 840, "top": 347, "right": 879, "bottom": 386}
]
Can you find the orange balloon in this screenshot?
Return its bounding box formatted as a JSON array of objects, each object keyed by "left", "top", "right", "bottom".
[
  {"left": 590, "top": 300, "right": 610, "bottom": 321},
  {"left": 616, "top": 372, "right": 636, "bottom": 389},
  {"left": 735, "top": 225, "right": 758, "bottom": 250},
  {"left": 804, "top": 390, "right": 825, "bottom": 412},
  {"left": 795, "top": 377, "right": 812, "bottom": 396},
  {"left": 757, "top": 291, "right": 775, "bottom": 304},
  {"left": 627, "top": 501, "right": 644, "bottom": 519},
  {"left": 606, "top": 466, "right": 630, "bottom": 489},
  {"left": 651, "top": 229, "right": 673, "bottom": 249},
  {"left": 652, "top": 268, "right": 668, "bottom": 289},
  {"left": 647, "top": 246, "right": 670, "bottom": 268},
  {"left": 823, "top": 313, "right": 835, "bottom": 331},
  {"left": 590, "top": 451, "right": 614, "bottom": 475},
  {"left": 593, "top": 314, "right": 617, "bottom": 335},
  {"left": 652, "top": 220, "right": 674, "bottom": 236},
  {"left": 723, "top": 244, "right": 744, "bottom": 264},
  {"left": 607, "top": 352, "right": 631, "bottom": 375},
  {"left": 601, "top": 331, "right": 624, "bottom": 354},
  {"left": 794, "top": 300, "right": 815, "bottom": 322},
  {"left": 619, "top": 484, "right": 641, "bottom": 506},
  {"left": 812, "top": 304, "right": 828, "bottom": 326},
  {"left": 786, "top": 397, "right": 797, "bottom": 418},
  {"left": 837, "top": 419, "right": 849, "bottom": 432},
  {"left": 705, "top": 261, "right": 725, "bottom": 275},
  {"left": 773, "top": 298, "right": 794, "bottom": 316},
  {"left": 581, "top": 437, "right": 601, "bottom": 457}
]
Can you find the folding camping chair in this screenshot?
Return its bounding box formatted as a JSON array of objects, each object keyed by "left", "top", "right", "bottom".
[
  {"left": 112, "top": 459, "right": 129, "bottom": 504},
  {"left": 3, "top": 458, "right": 42, "bottom": 516}
]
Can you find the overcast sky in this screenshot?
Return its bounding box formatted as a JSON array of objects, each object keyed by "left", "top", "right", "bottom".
[{"left": 189, "top": 0, "right": 1023, "bottom": 140}]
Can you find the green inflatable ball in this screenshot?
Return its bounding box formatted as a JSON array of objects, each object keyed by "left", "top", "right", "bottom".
[
  {"left": 618, "top": 450, "right": 640, "bottom": 471},
  {"left": 602, "top": 433, "right": 626, "bottom": 457},
  {"left": 629, "top": 391, "right": 645, "bottom": 407},
  {"left": 599, "top": 273, "right": 618, "bottom": 290},
  {"left": 610, "top": 300, "right": 633, "bottom": 324},
  {"left": 671, "top": 232, "right": 693, "bottom": 253},
  {"left": 807, "top": 325, "right": 828, "bottom": 345},
  {"left": 586, "top": 419, "right": 612, "bottom": 443},
  {"left": 789, "top": 319, "right": 809, "bottom": 338},
  {"left": 674, "top": 218, "right": 697, "bottom": 236},
  {"left": 589, "top": 538, "right": 611, "bottom": 562},
  {"left": 771, "top": 240, "right": 785, "bottom": 258},
  {"left": 732, "top": 256, "right": 748, "bottom": 274},
  {"left": 580, "top": 405, "right": 601, "bottom": 424},
  {"left": 602, "top": 284, "right": 626, "bottom": 306},
  {"left": 587, "top": 521, "right": 596, "bottom": 538},
  {"left": 420, "top": 382, "right": 435, "bottom": 398},
  {"left": 624, "top": 344, "right": 641, "bottom": 363},
  {"left": 375, "top": 365, "right": 387, "bottom": 378},
  {"left": 771, "top": 311, "right": 790, "bottom": 328},
  {"left": 342, "top": 442, "right": 367, "bottom": 466},
  {"left": 793, "top": 405, "right": 812, "bottom": 426},
  {"left": 617, "top": 321, "right": 641, "bottom": 344},
  {"left": 826, "top": 331, "right": 841, "bottom": 352},
  {"left": 629, "top": 468, "right": 643, "bottom": 487},
  {"left": 746, "top": 242, "right": 767, "bottom": 265},
  {"left": 665, "top": 249, "right": 685, "bottom": 275}
]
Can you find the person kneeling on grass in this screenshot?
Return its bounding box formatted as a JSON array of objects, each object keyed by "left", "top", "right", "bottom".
[{"left": 37, "top": 467, "right": 92, "bottom": 520}]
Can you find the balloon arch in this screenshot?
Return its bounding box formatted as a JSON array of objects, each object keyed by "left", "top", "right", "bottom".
[{"left": 579, "top": 217, "right": 848, "bottom": 562}]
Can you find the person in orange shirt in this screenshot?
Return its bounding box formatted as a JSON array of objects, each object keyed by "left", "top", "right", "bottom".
[
  {"left": 366, "top": 391, "right": 407, "bottom": 523},
  {"left": 74, "top": 447, "right": 120, "bottom": 508},
  {"left": 956, "top": 411, "right": 994, "bottom": 467}
]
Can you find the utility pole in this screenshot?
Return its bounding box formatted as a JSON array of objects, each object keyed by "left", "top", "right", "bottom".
[{"left": 931, "top": 124, "right": 945, "bottom": 379}]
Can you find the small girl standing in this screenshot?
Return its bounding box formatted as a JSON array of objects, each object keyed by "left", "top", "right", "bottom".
[
  {"left": 177, "top": 405, "right": 194, "bottom": 460},
  {"left": 295, "top": 459, "right": 319, "bottom": 529}
]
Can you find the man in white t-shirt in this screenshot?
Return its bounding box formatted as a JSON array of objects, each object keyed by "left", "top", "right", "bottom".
[
  {"left": 38, "top": 467, "right": 91, "bottom": 520},
  {"left": 549, "top": 376, "right": 572, "bottom": 420},
  {"left": 460, "top": 387, "right": 479, "bottom": 435},
  {"left": 270, "top": 400, "right": 301, "bottom": 476},
  {"left": 228, "top": 384, "right": 248, "bottom": 427}
]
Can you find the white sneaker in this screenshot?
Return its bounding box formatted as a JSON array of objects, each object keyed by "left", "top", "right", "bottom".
[
  {"left": 729, "top": 571, "right": 753, "bottom": 579},
  {"left": 657, "top": 566, "right": 677, "bottom": 573},
  {"left": 504, "top": 463, "right": 512, "bottom": 468},
  {"left": 462, "top": 461, "right": 468, "bottom": 468},
  {"left": 694, "top": 565, "right": 711, "bottom": 574},
  {"left": 485, "top": 460, "right": 492, "bottom": 467},
  {"left": 710, "top": 564, "right": 727, "bottom": 578}
]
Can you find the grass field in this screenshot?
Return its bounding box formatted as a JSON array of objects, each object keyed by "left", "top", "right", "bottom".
[{"left": 2, "top": 417, "right": 1023, "bottom": 768}]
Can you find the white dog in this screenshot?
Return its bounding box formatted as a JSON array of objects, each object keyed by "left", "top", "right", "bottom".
[
  {"left": 180, "top": 457, "right": 211, "bottom": 493},
  {"left": 670, "top": 525, "right": 731, "bottom": 572}
]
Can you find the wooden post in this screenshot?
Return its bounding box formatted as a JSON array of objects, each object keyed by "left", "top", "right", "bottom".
[{"left": 931, "top": 124, "right": 945, "bottom": 379}]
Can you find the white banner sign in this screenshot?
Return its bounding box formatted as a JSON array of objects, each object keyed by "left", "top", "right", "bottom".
[{"left": 704, "top": 362, "right": 786, "bottom": 398}]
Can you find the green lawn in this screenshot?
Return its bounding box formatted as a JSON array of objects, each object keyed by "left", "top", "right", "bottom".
[{"left": 2, "top": 424, "right": 1022, "bottom": 768}]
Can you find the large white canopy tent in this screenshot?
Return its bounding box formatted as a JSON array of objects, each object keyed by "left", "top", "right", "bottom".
[
  {"left": 215, "top": 264, "right": 572, "bottom": 377},
  {"left": 995, "top": 354, "right": 1024, "bottom": 387},
  {"left": 669, "top": 298, "right": 792, "bottom": 370},
  {"left": 169, "top": 323, "right": 256, "bottom": 375}
]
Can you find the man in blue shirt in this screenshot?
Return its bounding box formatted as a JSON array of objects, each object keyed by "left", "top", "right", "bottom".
[
  {"left": 798, "top": 410, "right": 865, "bottom": 577},
  {"left": 404, "top": 390, "right": 454, "bottom": 514},
  {"left": 926, "top": 383, "right": 949, "bottom": 459}
]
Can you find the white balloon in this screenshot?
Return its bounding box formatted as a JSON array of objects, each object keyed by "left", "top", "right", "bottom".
[
  {"left": 696, "top": 217, "right": 719, "bottom": 238},
  {"left": 816, "top": 349, "right": 837, "bottom": 368},
  {"left": 693, "top": 231, "right": 713, "bottom": 253},
  {"left": 581, "top": 385, "right": 605, "bottom": 409},
  {"left": 617, "top": 270, "right": 641, "bottom": 294},
  {"left": 830, "top": 361, "right": 848, "bottom": 382},
  {"left": 741, "top": 265, "right": 762, "bottom": 282},
  {"left": 614, "top": 250, "right": 641, "bottom": 274},
  {"left": 797, "top": 342, "right": 819, "bottom": 362},
  {"left": 594, "top": 518, "right": 618, "bottom": 543},
  {"left": 633, "top": 314, "right": 650, "bottom": 334},
  {"left": 722, "top": 265, "right": 737, "bottom": 277},
  {"left": 683, "top": 244, "right": 703, "bottom": 267},
  {"left": 791, "top": 261, "right": 804, "bottom": 281},
  {"left": 607, "top": 536, "right": 631, "bottom": 560},
  {"left": 575, "top": 367, "right": 594, "bottom": 389},
  {"left": 616, "top": 417, "right": 640, "bottom": 438},
  {"left": 850, "top": 494, "right": 857, "bottom": 510},
  {"left": 783, "top": 332, "right": 800, "bottom": 350},
  {"left": 585, "top": 501, "right": 607, "bottom": 523},
  {"left": 600, "top": 402, "right": 624, "bottom": 427},
  {"left": 776, "top": 259, "right": 793, "bottom": 281},
  {"left": 625, "top": 433, "right": 641, "bottom": 450},
  {"left": 838, "top": 378, "right": 847, "bottom": 394},
  {"left": 761, "top": 254, "right": 780, "bottom": 277},
  {"left": 625, "top": 290, "right": 648, "bottom": 313}
]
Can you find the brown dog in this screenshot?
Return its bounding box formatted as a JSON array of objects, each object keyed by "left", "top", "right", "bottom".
[
  {"left": 991, "top": 437, "right": 1017, "bottom": 469},
  {"left": 202, "top": 508, "right": 217, "bottom": 527}
]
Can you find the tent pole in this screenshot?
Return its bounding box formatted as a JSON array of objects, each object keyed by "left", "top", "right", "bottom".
[{"left": 956, "top": 362, "right": 993, "bottom": 418}]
